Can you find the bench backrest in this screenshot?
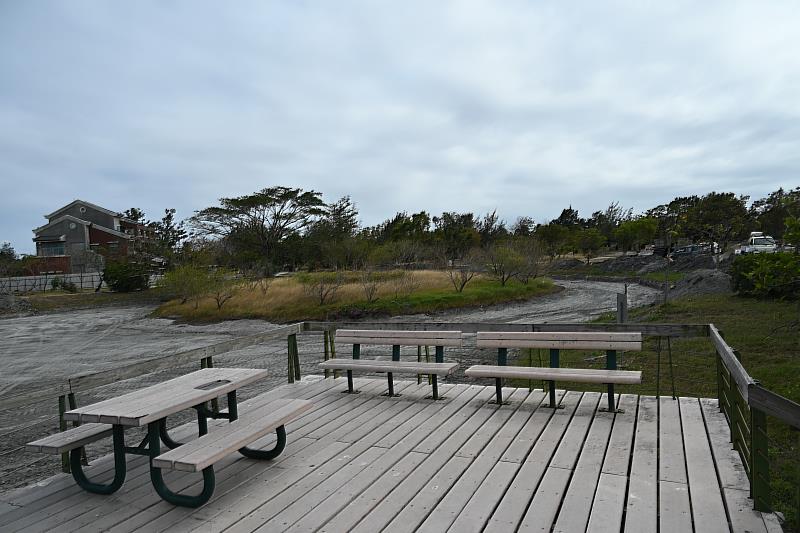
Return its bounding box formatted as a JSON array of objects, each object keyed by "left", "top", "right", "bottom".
[
  {"left": 335, "top": 329, "right": 463, "bottom": 347},
  {"left": 476, "top": 331, "right": 642, "bottom": 351}
]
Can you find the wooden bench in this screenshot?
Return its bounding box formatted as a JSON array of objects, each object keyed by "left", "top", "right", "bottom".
[
  {"left": 26, "top": 423, "right": 112, "bottom": 455},
  {"left": 465, "top": 331, "right": 643, "bottom": 411},
  {"left": 318, "top": 329, "right": 462, "bottom": 400},
  {"left": 152, "top": 398, "right": 312, "bottom": 472}
]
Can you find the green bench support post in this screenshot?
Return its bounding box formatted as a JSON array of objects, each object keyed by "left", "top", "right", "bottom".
[
  {"left": 200, "top": 357, "right": 220, "bottom": 413},
  {"left": 493, "top": 347, "right": 508, "bottom": 404},
  {"left": 386, "top": 345, "right": 401, "bottom": 397},
  {"left": 606, "top": 349, "right": 617, "bottom": 411},
  {"left": 431, "top": 345, "right": 444, "bottom": 400},
  {"left": 548, "top": 349, "right": 560, "bottom": 408},
  {"left": 67, "top": 392, "right": 89, "bottom": 467},
  {"left": 345, "top": 344, "right": 360, "bottom": 393},
  {"left": 751, "top": 406, "right": 770, "bottom": 512}
]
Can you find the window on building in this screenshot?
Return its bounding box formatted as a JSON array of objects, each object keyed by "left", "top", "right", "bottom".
[{"left": 39, "top": 243, "right": 65, "bottom": 256}]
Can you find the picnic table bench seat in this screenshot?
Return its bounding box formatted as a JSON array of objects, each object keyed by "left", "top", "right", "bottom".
[
  {"left": 26, "top": 423, "right": 112, "bottom": 455},
  {"left": 321, "top": 329, "right": 462, "bottom": 400},
  {"left": 469, "top": 331, "right": 643, "bottom": 411},
  {"left": 152, "top": 398, "right": 312, "bottom": 472}
]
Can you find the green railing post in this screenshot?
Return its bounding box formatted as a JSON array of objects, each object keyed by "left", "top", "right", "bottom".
[
  {"left": 323, "top": 330, "right": 331, "bottom": 379},
  {"left": 287, "top": 334, "right": 296, "bottom": 384},
  {"left": 716, "top": 351, "right": 723, "bottom": 411},
  {"left": 58, "top": 395, "right": 69, "bottom": 473},
  {"left": 330, "top": 329, "right": 339, "bottom": 379},
  {"left": 606, "top": 349, "right": 617, "bottom": 411},
  {"left": 292, "top": 334, "right": 300, "bottom": 381},
  {"left": 751, "top": 405, "right": 771, "bottom": 512}
]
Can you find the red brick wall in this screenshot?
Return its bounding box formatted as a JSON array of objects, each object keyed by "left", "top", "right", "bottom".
[
  {"left": 28, "top": 256, "right": 71, "bottom": 274},
  {"left": 89, "top": 227, "right": 129, "bottom": 256}
]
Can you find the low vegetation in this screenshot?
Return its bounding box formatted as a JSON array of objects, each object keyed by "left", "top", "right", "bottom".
[{"left": 154, "top": 270, "right": 560, "bottom": 322}]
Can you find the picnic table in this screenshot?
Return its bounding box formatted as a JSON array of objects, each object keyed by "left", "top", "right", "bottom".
[{"left": 28, "top": 367, "right": 311, "bottom": 507}]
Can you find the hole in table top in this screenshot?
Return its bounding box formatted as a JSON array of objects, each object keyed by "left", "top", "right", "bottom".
[{"left": 194, "top": 379, "right": 231, "bottom": 390}]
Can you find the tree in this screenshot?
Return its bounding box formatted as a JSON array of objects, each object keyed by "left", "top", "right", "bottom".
[
  {"left": 586, "top": 202, "right": 633, "bottom": 242},
  {"left": 123, "top": 207, "right": 147, "bottom": 223},
  {"left": 477, "top": 210, "right": 508, "bottom": 248},
  {"left": 553, "top": 206, "right": 583, "bottom": 227},
  {"left": 614, "top": 218, "right": 658, "bottom": 251},
  {"left": 536, "top": 223, "right": 570, "bottom": 260},
  {"left": 575, "top": 228, "right": 606, "bottom": 264},
  {"left": 485, "top": 242, "right": 524, "bottom": 286},
  {"left": 514, "top": 236, "right": 544, "bottom": 284},
  {"left": 432, "top": 212, "right": 480, "bottom": 262},
  {"left": 749, "top": 187, "right": 800, "bottom": 239},
  {"left": 511, "top": 217, "right": 535, "bottom": 236},
  {"left": 189, "top": 186, "right": 326, "bottom": 267},
  {"left": 690, "top": 192, "right": 750, "bottom": 252},
  {"left": 148, "top": 208, "right": 187, "bottom": 263}
]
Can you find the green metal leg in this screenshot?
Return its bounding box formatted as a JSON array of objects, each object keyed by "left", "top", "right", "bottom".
[
  {"left": 431, "top": 375, "right": 439, "bottom": 400},
  {"left": 239, "top": 425, "right": 287, "bottom": 460},
  {"left": 70, "top": 424, "right": 126, "bottom": 495},
  {"left": 158, "top": 418, "right": 184, "bottom": 449},
  {"left": 148, "top": 422, "right": 215, "bottom": 508}
]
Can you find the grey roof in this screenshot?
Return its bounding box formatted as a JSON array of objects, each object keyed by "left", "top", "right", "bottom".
[{"left": 44, "top": 199, "right": 120, "bottom": 220}]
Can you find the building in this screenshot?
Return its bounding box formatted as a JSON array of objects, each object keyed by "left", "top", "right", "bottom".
[{"left": 31, "top": 200, "right": 150, "bottom": 273}]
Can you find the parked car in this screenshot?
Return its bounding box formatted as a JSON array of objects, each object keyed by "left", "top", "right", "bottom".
[
  {"left": 668, "top": 244, "right": 708, "bottom": 258},
  {"left": 737, "top": 232, "right": 777, "bottom": 254}
]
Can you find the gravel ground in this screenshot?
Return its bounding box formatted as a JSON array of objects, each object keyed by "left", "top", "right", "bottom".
[{"left": 0, "top": 279, "right": 661, "bottom": 493}]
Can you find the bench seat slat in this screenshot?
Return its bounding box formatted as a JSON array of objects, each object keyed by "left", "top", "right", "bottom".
[
  {"left": 318, "top": 360, "right": 458, "bottom": 375},
  {"left": 26, "top": 423, "right": 112, "bottom": 454},
  {"left": 336, "top": 329, "right": 463, "bottom": 347},
  {"left": 476, "top": 331, "right": 642, "bottom": 351},
  {"left": 465, "top": 365, "right": 642, "bottom": 385},
  {"left": 152, "top": 398, "right": 312, "bottom": 473}
]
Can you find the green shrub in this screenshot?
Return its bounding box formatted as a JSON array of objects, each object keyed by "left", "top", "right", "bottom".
[
  {"left": 104, "top": 261, "right": 150, "bottom": 292},
  {"left": 730, "top": 253, "right": 800, "bottom": 299}
]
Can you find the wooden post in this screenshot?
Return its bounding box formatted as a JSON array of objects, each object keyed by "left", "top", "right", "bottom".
[
  {"left": 330, "top": 329, "right": 339, "bottom": 379},
  {"left": 291, "top": 334, "right": 300, "bottom": 381},
  {"left": 323, "top": 330, "right": 331, "bottom": 379},
  {"left": 616, "top": 291, "right": 627, "bottom": 324},
  {"left": 751, "top": 406, "right": 771, "bottom": 512}
]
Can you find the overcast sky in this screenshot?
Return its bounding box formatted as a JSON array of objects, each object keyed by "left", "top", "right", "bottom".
[{"left": 2, "top": 1, "right": 799, "bottom": 253}]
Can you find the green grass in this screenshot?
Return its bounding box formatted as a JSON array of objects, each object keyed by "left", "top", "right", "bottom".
[
  {"left": 510, "top": 292, "right": 800, "bottom": 529},
  {"left": 155, "top": 274, "right": 562, "bottom": 323}
]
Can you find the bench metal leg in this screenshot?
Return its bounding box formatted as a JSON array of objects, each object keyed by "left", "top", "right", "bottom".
[
  {"left": 239, "top": 425, "right": 287, "bottom": 460},
  {"left": 495, "top": 378, "right": 504, "bottom": 405},
  {"left": 549, "top": 380, "right": 557, "bottom": 408},
  {"left": 147, "top": 421, "right": 215, "bottom": 508},
  {"left": 158, "top": 418, "right": 184, "bottom": 449},
  {"left": 344, "top": 370, "right": 360, "bottom": 393},
  {"left": 70, "top": 424, "right": 126, "bottom": 495},
  {"left": 384, "top": 372, "right": 400, "bottom": 397}
]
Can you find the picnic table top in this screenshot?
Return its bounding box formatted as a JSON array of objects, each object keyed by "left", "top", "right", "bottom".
[{"left": 63, "top": 367, "right": 268, "bottom": 427}]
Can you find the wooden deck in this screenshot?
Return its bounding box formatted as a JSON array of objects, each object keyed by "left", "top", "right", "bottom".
[{"left": 0, "top": 378, "right": 782, "bottom": 532}]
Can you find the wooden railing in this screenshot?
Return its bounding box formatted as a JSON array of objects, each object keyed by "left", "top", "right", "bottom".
[{"left": 711, "top": 324, "right": 800, "bottom": 526}]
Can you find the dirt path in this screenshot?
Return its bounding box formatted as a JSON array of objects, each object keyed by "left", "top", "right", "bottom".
[{"left": 0, "top": 280, "right": 660, "bottom": 493}]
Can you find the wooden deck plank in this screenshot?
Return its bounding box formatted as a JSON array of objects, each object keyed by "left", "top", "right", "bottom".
[
  {"left": 659, "top": 480, "right": 692, "bottom": 533},
  {"left": 417, "top": 390, "right": 546, "bottom": 532},
  {"left": 319, "top": 388, "right": 496, "bottom": 533},
  {"left": 586, "top": 473, "right": 628, "bottom": 533},
  {"left": 679, "top": 396, "right": 729, "bottom": 533},
  {"left": 701, "top": 398, "right": 769, "bottom": 533},
  {"left": 552, "top": 395, "right": 617, "bottom": 533},
  {"left": 624, "top": 395, "right": 658, "bottom": 533},
  {"left": 384, "top": 389, "right": 533, "bottom": 533},
  {"left": 519, "top": 392, "right": 603, "bottom": 532},
  {"left": 500, "top": 390, "right": 566, "bottom": 463},
  {"left": 484, "top": 391, "right": 583, "bottom": 532},
  {"left": 601, "top": 394, "right": 639, "bottom": 476},
  {"left": 346, "top": 389, "right": 525, "bottom": 533},
  {"left": 659, "top": 396, "right": 688, "bottom": 484}
]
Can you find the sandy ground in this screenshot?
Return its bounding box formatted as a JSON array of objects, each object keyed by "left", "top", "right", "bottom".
[{"left": 0, "top": 279, "right": 660, "bottom": 493}]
